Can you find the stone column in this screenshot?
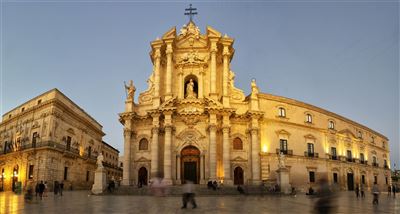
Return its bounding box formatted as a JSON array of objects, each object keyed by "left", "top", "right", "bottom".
[
  {"left": 176, "top": 155, "right": 181, "bottom": 183},
  {"left": 165, "top": 42, "right": 173, "bottom": 100},
  {"left": 222, "top": 126, "right": 232, "bottom": 184},
  {"left": 222, "top": 45, "right": 230, "bottom": 107},
  {"left": 122, "top": 128, "right": 132, "bottom": 185},
  {"left": 200, "top": 154, "right": 205, "bottom": 183},
  {"left": 209, "top": 40, "right": 218, "bottom": 99},
  {"left": 209, "top": 124, "right": 217, "bottom": 180},
  {"left": 198, "top": 66, "right": 204, "bottom": 99},
  {"left": 178, "top": 67, "right": 183, "bottom": 99},
  {"left": 151, "top": 126, "right": 159, "bottom": 177},
  {"left": 153, "top": 47, "right": 161, "bottom": 108},
  {"left": 251, "top": 128, "right": 261, "bottom": 184},
  {"left": 163, "top": 125, "right": 173, "bottom": 184}
]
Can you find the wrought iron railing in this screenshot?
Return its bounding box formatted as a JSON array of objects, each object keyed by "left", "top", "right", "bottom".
[{"left": 304, "top": 152, "right": 318, "bottom": 158}]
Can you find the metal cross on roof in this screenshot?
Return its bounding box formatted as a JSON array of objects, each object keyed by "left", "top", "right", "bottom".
[{"left": 184, "top": 4, "right": 197, "bottom": 22}]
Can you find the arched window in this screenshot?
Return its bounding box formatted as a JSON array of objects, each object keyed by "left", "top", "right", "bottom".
[
  {"left": 278, "top": 107, "right": 286, "bottom": 117},
  {"left": 306, "top": 114, "right": 312, "bottom": 123},
  {"left": 233, "top": 137, "right": 243, "bottom": 150},
  {"left": 139, "top": 138, "right": 149, "bottom": 150},
  {"left": 328, "top": 121, "right": 335, "bottom": 130}
]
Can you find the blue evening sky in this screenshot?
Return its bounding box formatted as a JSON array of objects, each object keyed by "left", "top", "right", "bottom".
[{"left": 1, "top": 1, "right": 399, "bottom": 167}]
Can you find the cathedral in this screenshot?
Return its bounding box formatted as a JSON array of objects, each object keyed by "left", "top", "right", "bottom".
[{"left": 119, "top": 20, "right": 391, "bottom": 191}]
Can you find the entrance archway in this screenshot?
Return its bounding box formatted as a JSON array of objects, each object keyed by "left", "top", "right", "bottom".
[
  {"left": 347, "top": 173, "right": 354, "bottom": 191},
  {"left": 234, "top": 166, "right": 244, "bottom": 185},
  {"left": 181, "top": 146, "right": 200, "bottom": 184},
  {"left": 138, "top": 167, "right": 148, "bottom": 186}
]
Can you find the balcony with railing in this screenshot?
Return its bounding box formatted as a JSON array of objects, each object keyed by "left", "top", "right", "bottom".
[
  {"left": 1, "top": 141, "right": 88, "bottom": 160},
  {"left": 360, "top": 160, "right": 368, "bottom": 165},
  {"left": 276, "top": 149, "right": 293, "bottom": 156},
  {"left": 372, "top": 162, "right": 379, "bottom": 167},
  {"left": 304, "top": 151, "right": 318, "bottom": 158}
]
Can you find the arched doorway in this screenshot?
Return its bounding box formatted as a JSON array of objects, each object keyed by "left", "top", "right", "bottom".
[
  {"left": 12, "top": 165, "right": 18, "bottom": 192},
  {"left": 181, "top": 146, "right": 200, "bottom": 184},
  {"left": 138, "top": 167, "right": 148, "bottom": 186},
  {"left": 234, "top": 166, "right": 244, "bottom": 185}
]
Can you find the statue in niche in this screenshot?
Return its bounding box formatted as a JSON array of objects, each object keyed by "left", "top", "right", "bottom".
[
  {"left": 124, "top": 80, "right": 136, "bottom": 101},
  {"left": 185, "top": 79, "right": 197, "bottom": 99}
]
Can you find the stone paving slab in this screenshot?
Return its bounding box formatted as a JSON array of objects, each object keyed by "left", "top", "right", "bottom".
[{"left": 0, "top": 191, "right": 399, "bottom": 214}]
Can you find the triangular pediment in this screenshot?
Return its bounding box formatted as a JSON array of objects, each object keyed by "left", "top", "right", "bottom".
[
  {"left": 162, "top": 27, "right": 176, "bottom": 39},
  {"left": 175, "top": 35, "right": 208, "bottom": 49},
  {"left": 231, "top": 156, "right": 247, "bottom": 162},
  {"left": 206, "top": 26, "right": 221, "bottom": 38},
  {"left": 136, "top": 157, "right": 150, "bottom": 162},
  {"left": 338, "top": 129, "right": 357, "bottom": 139}
]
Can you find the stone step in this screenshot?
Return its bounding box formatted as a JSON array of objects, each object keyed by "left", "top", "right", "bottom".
[{"left": 108, "top": 185, "right": 279, "bottom": 196}]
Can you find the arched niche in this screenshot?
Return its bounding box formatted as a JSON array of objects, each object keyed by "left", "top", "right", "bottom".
[{"left": 184, "top": 75, "right": 198, "bottom": 99}]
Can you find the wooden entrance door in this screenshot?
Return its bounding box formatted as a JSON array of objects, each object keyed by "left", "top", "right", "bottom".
[
  {"left": 347, "top": 173, "right": 354, "bottom": 191},
  {"left": 234, "top": 167, "right": 244, "bottom": 185},
  {"left": 181, "top": 146, "right": 200, "bottom": 184},
  {"left": 138, "top": 167, "right": 148, "bottom": 186}
]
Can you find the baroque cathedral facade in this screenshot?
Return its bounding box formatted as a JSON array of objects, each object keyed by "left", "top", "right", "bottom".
[{"left": 120, "top": 21, "right": 391, "bottom": 190}]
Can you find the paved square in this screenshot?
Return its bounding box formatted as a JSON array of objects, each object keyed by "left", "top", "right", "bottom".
[{"left": 0, "top": 191, "right": 399, "bottom": 214}]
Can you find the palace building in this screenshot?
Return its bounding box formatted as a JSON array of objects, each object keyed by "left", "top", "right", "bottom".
[
  {"left": 119, "top": 20, "right": 391, "bottom": 191},
  {"left": 0, "top": 89, "right": 105, "bottom": 191}
]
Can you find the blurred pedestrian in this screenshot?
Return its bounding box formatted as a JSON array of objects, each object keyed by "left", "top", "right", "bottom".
[
  {"left": 355, "top": 184, "right": 360, "bottom": 198},
  {"left": 181, "top": 180, "right": 197, "bottom": 209},
  {"left": 44, "top": 181, "right": 48, "bottom": 197},
  {"left": 24, "top": 184, "right": 33, "bottom": 202},
  {"left": 360, "top": 184, "right": 365, "bottom": 198},
  {"left": 387, "top": 185, "right": 391, "bottom": 196},
  {"left": 59, "top": 182, "right": 64, "bottom": 196},
  {"left": 392, "top": 184, "right": 396, "bottom": 198},
  {"left": 53, "top": 181, "right": 59, "bottom": 196},
  {"left": 372, "top": 182, "right": 380, "bottom": 205},
  {"left": 38, "top": 181, "right": 45, "bottom": 200},
  {"left": 35, "top": 182, "right": 39, "bottom": 198},
  {"left": 237, "top": 185, "right": 245, "bottom": 194},
  {"left": 314, "top": 178, "right": 334, "bottom": 214}
]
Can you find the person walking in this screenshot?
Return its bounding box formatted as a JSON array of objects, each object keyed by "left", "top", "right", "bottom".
[
  {"left": 43, "top": 181, "right": 48, "bottom": 197},
  {"left": 355, "top": 184, "right": 360, "bottom": 198},
  {"left": 35, "top": 182, "right": 40, "bottom": 198},
  {"left": 59, "top": 182, "right": 64, "bottom": 196},
  {"left": 38, "top": 181, "right": 45, "bottom": 200},
  {"left": 53, "top": 181, "right": 59, "bottom": 196},
  {"left": 181, "top": 180, "right": 197, "bottom": 209},
  {"left": 387, "top": 185, "right": 391, "bottom": 197},
  {"left": 392, "top": 184, "right": 396, "bottom": 198},
  {"left": 360, "top": 184, "right": 365, "bottom": 198},
  {"left": 372, "top": 182, "right": 380, "bottom": 205}
]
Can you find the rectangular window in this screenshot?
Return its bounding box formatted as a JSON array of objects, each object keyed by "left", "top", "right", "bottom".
[
  {"left": 384, "top": 159, "right": 387, "bottom": 168},
  {"left": 3, "top": 141, "right": 7, "bottom": 154},
  {"left": 386, "top": 177, "right": 388, "bottom": 185},
  {"left": 360, "top": 153, "right": 364, "bottom": 161},
  {"left": 280, "top": 139, "right": 288, "bottom": 153},
  {"left": 333, "top": 173, "right": 338, "bottom": 183},
  {"left": 64, "top": 167, "right": 68, "bottom": 180},
  {"left": 374, "top": 175, "right": 378, "bottom": 184},
  {"left": 86, "top": 171, "right": 90, "bottom": 182},
  {"left": 28, "top": 165, "right": 34, "bottom": 179},
  {"left": 66, "top": 136, "right": 71, "bottom": 151},
  {"left": 32, "top": 132, "right": 38, "bottom": 148},
  {"left": 88, "top": 146, "right": 92, "bottom": 158},
  {"left": 346, "top": 150, "right": 352, "bottom": 161},
  {"left": 331, "top": 147, "right": 337, "bottom": 159},
  {"left": 362, "top": 175, "right": 365, "bottom": 184},
  {"left": 309, "top": 171, "right": 315, "bottom": 183},
  {"left": 307, "top": 143, "right": 314, "bottom": 155}
]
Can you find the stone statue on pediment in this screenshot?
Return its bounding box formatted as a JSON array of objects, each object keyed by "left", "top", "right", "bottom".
[
  {"left": 278, "top": 152, "right": 286, "bottom": 168},
  {"left": 97, "top": 152, "right": 104, "bottom": 168},
  {"left": 125, "top": 80, "right": 136, "bottom": 101}
]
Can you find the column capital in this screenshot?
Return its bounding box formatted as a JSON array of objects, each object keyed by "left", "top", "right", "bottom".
[
  {"left": 152, "top": 127, "right": 160, "bottom": 134},
  {"left": 223, "top": 45, "right": 230, "bottom": 56},
  {"left": 222, "top": 126, "right": 230, "bottom": 133},
  {"left": 248, "top": 128, "right": 259, "bottom": 135},
  {"left": 164, "top": 125, "right": 174, "bottom": 132},
  {"left": 208, "top": 124, "right": 218, "bottom": 132},
  {"left": 123, "top": 128, "right": 135, "bottom": 138}
]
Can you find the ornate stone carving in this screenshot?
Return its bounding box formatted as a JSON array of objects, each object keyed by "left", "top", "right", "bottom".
[
  {"left": 125, "top": 80, "right": 136, "bottom": 101},
  {"left": 179, "top": 22, "right": 200, "bottom": 38},
  {"left": 178, "top": 50, "right": 207, "bottom": 65}
]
